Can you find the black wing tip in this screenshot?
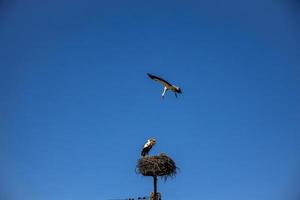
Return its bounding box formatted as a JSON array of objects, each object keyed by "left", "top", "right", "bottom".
[{"left": 147, "top": 73, "right": 155, "bottom": 79}]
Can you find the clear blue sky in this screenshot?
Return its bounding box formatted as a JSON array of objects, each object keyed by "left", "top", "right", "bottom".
[{"left": 1, "top": 0, "right": 300, "bottom": 200}]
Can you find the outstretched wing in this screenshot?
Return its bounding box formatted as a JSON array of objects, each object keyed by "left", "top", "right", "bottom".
[{"left": 147, "top": 73, "right": 172, "bottom": 87}]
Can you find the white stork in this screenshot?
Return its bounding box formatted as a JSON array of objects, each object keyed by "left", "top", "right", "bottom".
[
  {"left": 147, "top": 73, "right": 182, "bottom": 99},
  {"left": 141, "top": 138, "right": 156, "bottom": 157}
]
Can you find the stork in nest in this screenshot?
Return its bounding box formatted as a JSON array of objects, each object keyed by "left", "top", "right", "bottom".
[{"left": 141, "top": 138, "right": 156, "bottom": 157}]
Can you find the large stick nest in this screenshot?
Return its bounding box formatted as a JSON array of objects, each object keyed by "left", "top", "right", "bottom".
[{"left": 136, "top": 153, "right": 178, "bottom": 180}]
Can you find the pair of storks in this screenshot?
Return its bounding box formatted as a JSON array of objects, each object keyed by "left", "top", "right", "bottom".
[{"left": 141, "top": 73, "right": 182, "bottom": 157}]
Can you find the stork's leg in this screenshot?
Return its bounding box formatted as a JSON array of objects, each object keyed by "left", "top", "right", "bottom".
[
  {"left": 175, "top": 93, "right": 178, "bottom": 98},
  {"left": 161, "top": 87, "right": 168, "bottom": 99}
]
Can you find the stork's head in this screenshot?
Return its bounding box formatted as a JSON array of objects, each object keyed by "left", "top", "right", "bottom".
[
  {"left": 177, "top": 87, "right": 182, "bottom": 93},
  {"left": 149, "top": 138, "right": 156, "bottom": 145},
  {"left": 174, "top": 86, "right": 182, "bottom": 93}
]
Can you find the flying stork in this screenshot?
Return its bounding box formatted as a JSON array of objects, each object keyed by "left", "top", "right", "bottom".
[
  {"left": 147, "top": 73, "right": 182, "bottom": 99},
  {"left": 141, "top": 138, "right": 156, "bottom": 157}
]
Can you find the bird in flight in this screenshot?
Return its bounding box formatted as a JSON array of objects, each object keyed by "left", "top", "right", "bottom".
[
  {"left": 147, "top": 73, "right": 182, "bottom": 99},
  {"left": 141, "top": 138, "right": 156, "bottom": 157}
]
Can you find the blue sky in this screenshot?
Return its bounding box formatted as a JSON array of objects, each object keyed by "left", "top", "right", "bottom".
[{"left": 1, "top": 0, "right": 300, "bottom": 200}]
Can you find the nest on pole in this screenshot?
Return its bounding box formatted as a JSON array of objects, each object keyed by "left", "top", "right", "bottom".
[{"left": 136, "top": 153, "right": 178, "bottom": 180}]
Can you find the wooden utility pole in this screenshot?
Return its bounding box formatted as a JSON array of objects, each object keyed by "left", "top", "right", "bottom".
[
  {"left": 150, "top": 176, "right": 161, "bottom": 200},
  {"left": 154, "top": 176, "right": 157, "bottom": 197}
]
